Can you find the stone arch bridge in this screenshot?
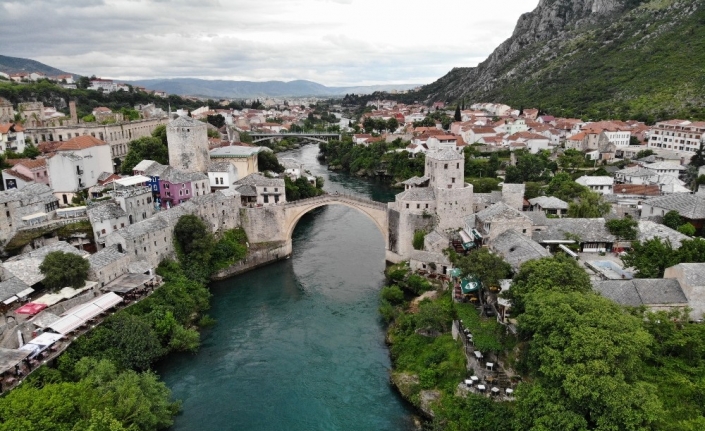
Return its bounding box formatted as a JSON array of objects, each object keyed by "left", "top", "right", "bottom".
[
  {"left": 240, "top": 193, "right": 400, "bottom": 262},
  {"left": 250, "top": 132, "right": 341, "bottom": 145}
]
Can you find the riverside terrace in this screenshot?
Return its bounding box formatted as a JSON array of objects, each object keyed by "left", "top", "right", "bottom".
[{"left": 0, "top": 273, "right": 162, "bottom": 394}]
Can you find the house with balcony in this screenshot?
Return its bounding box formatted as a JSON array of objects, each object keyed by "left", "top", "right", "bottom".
[
  {"left": 0, "top": 183, "right": 60, "bottom": 244},
  {"left": 234, "top": 173, "right": 286, "bottom": 207},
  {"left": 2, "top": 158, "right": 50, "bottom": 191},
  {"left": 46, "top": 136, "right": 113, "bottom": 205},
  {"left": 158, "top": 167, "right": 210, "bottom": 209},
  {"left": 0, "top": 123, "right": 26, "bottom": 154}
]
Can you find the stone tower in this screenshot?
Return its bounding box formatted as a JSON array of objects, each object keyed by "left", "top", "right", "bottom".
[
  {"left": 167, "top": 115, "right": 209, "bottom": 173},
  {"left": 425, "top": 147, "right": 474, "bottom": 231}
]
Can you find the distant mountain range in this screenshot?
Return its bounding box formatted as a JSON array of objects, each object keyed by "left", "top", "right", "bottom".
[
  {"left": 0, "top": 54, "right": 418, "bottom": 98},
  {"left": 0, "top": 55, "right": 73, "bottom": 77},
  {"left": 128, "top": 78, "right": 419, "bottom": 99}
]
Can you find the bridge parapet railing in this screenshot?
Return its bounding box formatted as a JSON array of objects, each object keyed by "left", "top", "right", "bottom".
[{"left": 281, "top": 193, "right": 387, "bottom": 210}]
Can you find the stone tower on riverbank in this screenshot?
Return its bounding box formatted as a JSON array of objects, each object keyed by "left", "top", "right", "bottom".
[{"left": 167, "top": 115, "right": 209, "bottom": 173}]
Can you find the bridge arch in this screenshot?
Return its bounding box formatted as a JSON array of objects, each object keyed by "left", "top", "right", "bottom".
[
  {"left": 252, "top": 136, "right": 330, "bottom": 145},
  {"left": 283, "top": 196, "right": 388, "bottom": 249}
]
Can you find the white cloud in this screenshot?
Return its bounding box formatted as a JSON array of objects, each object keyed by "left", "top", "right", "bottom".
[{"left": 0, "top": 0, "right": 539, "bottom": 86}]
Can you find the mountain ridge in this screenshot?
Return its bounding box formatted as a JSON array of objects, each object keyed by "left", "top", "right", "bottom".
[
  {"left": 128, "top": 78, "right": 419, "bottom": 99},
  {"left": 407, "top": 0, "right": 705, "bottom": 121},
  {"left": 0, "top": 55, "right": 73, "bottom": 77}
]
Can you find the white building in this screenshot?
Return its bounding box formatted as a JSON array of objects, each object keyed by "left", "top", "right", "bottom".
[
  {"left": 575, "top": 176, "right": 614, "bottom": 194},
  {"left": 47, "top": 136, "right": 113, "bottom": 205},
  {"left": 647, "top": 120, "right": 705, "bottom": 153}
]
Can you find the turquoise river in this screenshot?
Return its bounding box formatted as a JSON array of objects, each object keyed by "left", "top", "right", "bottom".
[{"left": 158, "top": 144, "right": 417, "bottom": 430}]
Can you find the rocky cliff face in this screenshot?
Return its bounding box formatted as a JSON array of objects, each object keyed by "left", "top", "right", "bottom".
[{"left": 414, "top": 0, "right": 705, "bottom": 121}]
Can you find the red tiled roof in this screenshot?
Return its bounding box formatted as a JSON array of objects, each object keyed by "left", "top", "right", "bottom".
[
  {"left": 56, "top": 135, "right": 108, "bottom": 151},
  {"left": 613, "top": 184, "right": 661, "bottom": 196},
  {"left": 2, "top": 168, "right": 33, "bottom": 182}
]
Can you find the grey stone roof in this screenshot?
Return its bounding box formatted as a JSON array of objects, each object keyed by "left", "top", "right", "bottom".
[
  {"left": 528, "top": 196, "right": 569, "bottom": 210},
  {"left": 616, "top": 166, "right": 656, "bottom": 177},
  {"left": 169, "top": 115, "right": 206, "bottom": 128},
  {"left": 502, "top": 183, "right": 525, "bottom": 194},
  {"left": 593, "top": 279, "right": 687, "bottom": 306},
  {"left": 97, "top": 171, "right": 114, "bottom": 182},
  {"left": 0, "top": 183, "right": 55, "bottom": 205},
  {"left": 402, "top": 176, "right": 430, "bottom": 186},
  {"left": 576, "top": 175, "right": 613, "bottom": 186},
  {"left": 161, "top": 166, "right": 208, "bottom": 184},
  {"left": 3, "top": 241, "right": 85, "bottom": 286},
  {"left": 396, "top": 187, "right": 436, "bottom": 202},
  {"left": 637, "top": 221, "right": 689, "bottom": 249},
  {"left": 116, "top": 216, "right": 170, "bottom": 240},
  {"left": 88, "top": 245, "right": 127, "bottom": 270},
  {"left": 533, "top": 218, "right": 615, "bottom": 243},
  {"left": 428, "top": 148, "right": 463, "bottom": 161},
  {"left": 424, "top": 230, "right": 448, "bottom": 247},
  {"left": 489, "top": 229, "right": 550, "bottom": 270},
  {"left": 643, "top": 194, "right": 705, "bottom": 219},
  {"left": 476, "top": 202, "right": 530, "bottom": 223},
  {"left": 669, "top": 263, "right": 705, "bottom": 287},
  {"left": 207, "top": 162, "right": 231, "bottom": 173},
  {"left": 210, "top": 146, "right": 265, "bottom": 158},
  {"left": 132, "top": 160, "right": 157, "bottom": 172},
  {"left": 141, "top": 161, "right": 168, "bottom": 177},
  {"left": 189, "top": 190, "right": 230, "bottom": 205},
  {"left": 523, "top": 211, "right": 550, "bottom": 226},
  {"left": 410, "top": 250, "right": 451, "bottom": 265},
  {"left": 235, "top": 173, "right": 284, "bottom": 188},
  {"left": 0, "top": 277, "right": 31, "bottom": 302},
  {"left": 645, "top": 161, "right": 686, "bottom": 171},
  {"left": 87, "top": 201, "right": 127, "bottom": 224},
  {"left": 235, "top": 185, "right": 257, "bottom": 197}
]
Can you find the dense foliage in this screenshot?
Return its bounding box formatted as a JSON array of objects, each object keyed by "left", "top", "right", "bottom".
[
  {"left": 605, "top": 216, "right": 639, "bottom": 240},
  {"left": 318, "top": 137, "right": 425, "bottom": 181},
  {"left": 39, "top": 251, "right": 90, "bottom": 289},
  {"left": 0, "top": 80, "right": 213, "bottom": 120},
  {"left": 504, "top": 150, "right": 557, "bottom": 183},
  {"left": 451, "top": 248, "right": 512, "bottom": 289},
  {"left": 121, "top": 136, "right": 168, "bottom": 174},
  {"left": 284, "top": 176, "right": 324, "bottom": 201},
  {"left": 622, "top": 237, "right": 705, "bottom": 278}
]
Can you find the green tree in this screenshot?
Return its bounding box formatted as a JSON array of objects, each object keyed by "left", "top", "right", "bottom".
[
  {"left": 258, "top": 151, "right": 284, "bottom": 173},
  {"left": 173, "top": 215, "right": 215, "bottom": 282},
  {"left": 605, "top": 216, "right": 638, "bottom": 240},
  {"left": 39, "top": 251, "right": 90, "bottom": 289},
  {"left": 507, "top": 255, "right": 592, "bottom": 316},
  {"left": 621, "top": 237, "right": 679, "bottom": 278},
  {"left": 678, "top": 222, "right": 696, "bottom": 236},
  {"left": 454, "top": 105, "right": 461, "bottom": 122},
  {"left": 363, "top": 117, "right": 375, "bottom": 133},
  {"left": 466, "top": 177, "right": 501, "bottom": 193},
  {"left": 663, "top": 210, "right": 682, "bottom": 230},
  {"left": 567, "top": 190, "right": 611, "bottom": 218},
  {"left": 386, "top": 117, "right": 399, "bottom": 132},
  {"left": 453, "top": 248, "right": 512, "bottom": 289},
  {"left": 77, "top": 76, "right": 90, "bottom": 89},
  {"left": 121, "top": 136, "right": 168, "bottom": 174},
  {"left": 504, "top": 150, "right": 555, "bottom": 183},
  {"left": 558, "top": 149, "right": 587, "bottom": 172},
  {"left": 516, "top": 291, "right": 661, "bottom": 431},
  {"left": 412, "top": 230, "right": 426, "bottom": 250},
  {"left": 546, "top": 172, "right": 588, "bottom": 201},
  {"left": 151, "top": 124, "right": 168, "bottom": 146},
  {"left": 691, "top": 142, "right": 705, "bottom": 168},
  {"left": 206, "top": 114, "right": 225, "bottom": 128}
]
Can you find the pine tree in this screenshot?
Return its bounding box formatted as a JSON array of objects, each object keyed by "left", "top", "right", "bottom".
[{"left": 454, "top": 105, "right": 461, "bottom": 122}]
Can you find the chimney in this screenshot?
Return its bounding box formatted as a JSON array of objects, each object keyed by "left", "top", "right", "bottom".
[{"left": 69, "top": 100, "right": 78, "bottom": 124}]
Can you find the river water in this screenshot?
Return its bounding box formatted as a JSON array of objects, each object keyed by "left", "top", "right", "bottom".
[{"left": 158, "top": 144, "right": 415, "bottom": 430}]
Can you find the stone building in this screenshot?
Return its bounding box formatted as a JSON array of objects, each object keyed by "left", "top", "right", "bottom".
[
  {"left": 209, "top": 145, "right": 267, "bottom": 178},
  {"left": 234, "top": 173, "right": 286, "bottom": 207},
  {"left": 111, "top": 185, "right": 156, "bottom": 225},
  {"left": 0, "top": 97, "right": 13, "bottom": 122},
  {"left": 0, "top": 183, "right": 60, "bottom": 244},
  {"left": 87, "top": 245, "right": 131, "bottom": 287},
  {"left": 470, "top": 202, "right": 533, "bottom": 243},
  {"left": 25, "top": 117, "right": 168, "bottom": 160},
  {"left": 87, "top": 201, "right": 129, "bottom": 248},
  {"left": 167, "top": 115, "right": 210, "bottom": 173}
]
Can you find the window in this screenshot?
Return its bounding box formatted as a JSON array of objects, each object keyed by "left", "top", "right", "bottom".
[
  {"left": 406, "top": 203, "right": 409, "bottom": 209},
  {"left": 452, "top": 178, "right": 456, "bottom": 183},
  {"left": 101, "top": 229, "right": 106, "bottom": 234},
  {"left": 417, "top": 204, "right": 420, "bottom": 209},
  {"left": 275, "top": 188, "right": 278, "bottom": 192},
  {"left": 444, "top": 164, "right": 448, "bottom": 169},
  {"left": 264, "top": 187, "right": 267, "bottom": 192}
]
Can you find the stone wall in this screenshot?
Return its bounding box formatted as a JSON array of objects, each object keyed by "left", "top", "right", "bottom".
[
  {"left": 211, "top": 242, "right": 290, "bottom": 280},
  {"left": 239, "top": 206, "right": 288, "bottom": 244},
  {"left": 436, "top": 185, "right": 474, "bottom": 231}
]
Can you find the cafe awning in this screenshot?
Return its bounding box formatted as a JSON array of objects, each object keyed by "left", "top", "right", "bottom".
[
  {"left": 15, "top": 303, "right": 48, "bottom": 315},
  {"left": 461, "top": 277, "right": 481, "bottom": 294}
]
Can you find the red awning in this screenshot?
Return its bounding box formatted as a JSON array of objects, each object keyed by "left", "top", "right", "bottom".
[{"left": 15, "top": 303, "right": 48, "bottom": 315}]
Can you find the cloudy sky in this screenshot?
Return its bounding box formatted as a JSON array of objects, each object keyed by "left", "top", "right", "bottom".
[{"left": 1, "top": 0, "right": 539, "bottom": 86}]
